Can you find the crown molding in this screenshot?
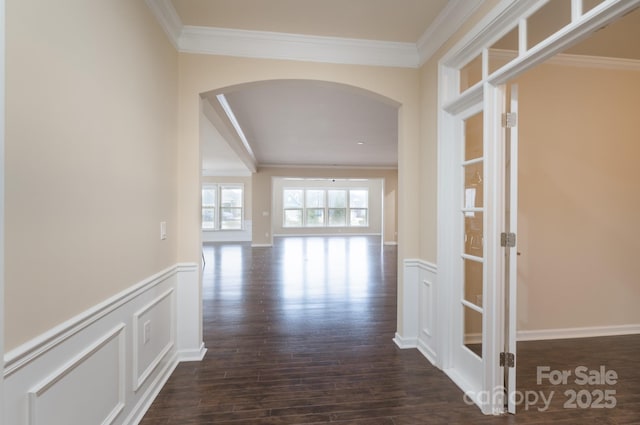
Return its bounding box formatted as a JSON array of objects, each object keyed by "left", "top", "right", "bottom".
[
  {"left": 145, "top": 0, "right": 182, "bottom": 48},
  {"left": 180, "top": 26, "right": 419, "bottom": 68},
  {"left": 490, "top": 48, "right": 640, "bottom": 71},
  {"left": 546, "top": 53, "right": 640, "bottom": 71},
  {"left": 146, "top": 0, "right": 485, "bottom": 69},
  {"left": 417, "top": 0, "right": 486, "bottom": 66}
]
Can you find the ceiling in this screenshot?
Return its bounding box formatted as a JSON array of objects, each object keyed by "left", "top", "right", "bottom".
[
  {"left": 176, "top": 0, "right": 456, "bottom": 175},
  {"left": 161, "top": 1, "right": 640, "bottom": 176},
  {"left": 171, "top": 0, "right": 448, "bottom": 43}
]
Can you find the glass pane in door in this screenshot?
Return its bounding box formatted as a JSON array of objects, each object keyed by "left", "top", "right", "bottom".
[
  {"left": 465, "top": 112, "right": 484, "bottom": 161},
  {"left": 463, "top": 258, "right": 483, "bottom": 306},
  {"left": 464, "top": 162, "right": 483, "bottom": 208},
  {"left": 464, "top": 212, "right": 483, "bottom": 256},
  {"left": 464, "top": 305, "right": 483, "bottom": 358}
]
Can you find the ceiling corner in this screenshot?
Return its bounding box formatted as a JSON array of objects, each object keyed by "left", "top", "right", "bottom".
[
  {"left": 417, "top": 0, "right": 487, "bottom": 66},
  {"left": 145, "top": 0, "right": 183, "bottom": 49}
]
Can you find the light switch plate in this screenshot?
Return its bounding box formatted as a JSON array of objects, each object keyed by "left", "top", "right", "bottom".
[{"left": 160, "top": 221, "right": 167, "bottom": 240}]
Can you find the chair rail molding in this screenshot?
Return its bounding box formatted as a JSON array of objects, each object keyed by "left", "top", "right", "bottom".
[{"left": 3, "top": 263, "right": 205, "bottom": 425}]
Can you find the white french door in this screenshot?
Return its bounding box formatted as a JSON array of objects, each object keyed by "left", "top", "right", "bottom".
[{"left": 450, "top": 103, "right": 486, "bottom": 405}]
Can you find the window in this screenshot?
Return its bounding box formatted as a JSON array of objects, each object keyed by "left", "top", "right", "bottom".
[
  {"left": 283, "top": 189, "right": 303, "bottom": 227},
  {"left": 349, "top": 189, "right": 369, "bottom": 226},
  {"left": 283, "top": 187, "right": 368, "bottom": 228},
  {"left": 202, "top": 186, "right": 217, "bottom": 230},
  {"left": 305, "top": 190, "right": 325, "bottom": 227},
  {"left": 327, "top": 190, "right": 347, "bottom": 226},
  {"left": 202, "top": 184, "right": 244, "bottom": 230}
]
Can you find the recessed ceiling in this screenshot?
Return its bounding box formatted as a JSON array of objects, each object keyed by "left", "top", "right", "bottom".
[
  {"left": 171, "top": 0, "right": 448, "bottom": 43},
  {"left": 203, "top": 81, "right": 399, "bottom": 168}
]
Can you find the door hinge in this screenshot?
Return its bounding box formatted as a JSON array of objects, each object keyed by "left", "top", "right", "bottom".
[
  {"left": 502, "top": 112, "right": 517, "bottom": 128},
  {"left": 500, "top": 232, "right": 516, "bottom": 247},
  {"left": 500, "top": 352, "right": 515, "bottom": 368}
]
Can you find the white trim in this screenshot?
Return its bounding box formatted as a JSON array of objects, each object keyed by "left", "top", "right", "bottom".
[
  {"left": 417, "top": 0, "right": 486, "bottom": 66},
  {"left": 4, "top": 265, "right": 177, "bottom": 376},
  {"left": 145, "top": 0, "right": 486, "bottom": 68},
  {"left": 122, "top": 354, "right": 178, "bottom": 425},
  {"left": 0, "top": 0, "right": 5, "bottom": 414},
  {"left": 398, "top": 259, "right": 439, "bottom": 368},
  {"left": 486, "top": 0, "right": 640, "bottom": 86},
  {"left": 490, "top": 48, "right": 640, "bottom": 71},
  {"left": 517, "top": 324, "right": 640, "bottom": 342},
  {"left": 4, "top": 263, "right": 204, "bottom": 376},
  {"left": 216, "top": 94, "right": 257, "bottom": 163},
  {"left": 403, "top": 258, "right": 438, "bottom": 273},
  {"left": 144, "top": 0, "right": 182, "bottom": 48},
  {"left": 177, "top": 342, "right": 207, "bottom": 363},
  {"left": 383, "top": 241, "right": 398, "bottom": 246},
  {"left": 273, "top": 232, "right": 381, "bottom": 238},
  {"left": 132, "top": 289, "right": 175, "bottom": 391},
  {"left": 393, "top": 333, "right": 417, "bottom": 349},
  {"left": 260, "top": 163, "right": 398, "bottom": 170},
  {"left": 250, "top": 244, "right": 273, "bottom": 248},
  {"left": 547, "top": 53, "right": 640, "bottom": 70},
  {"left": 417, "top": 341, "right": 438, "bottom": 365},
  {"left": 3, "top": 264, "right": 204, "bottom": 425},
  {"left": 180, "top": 26, "right": 419, "bottom": 68},
  {"left": 27, "top": 325, "right": 126, "bottom": 425}
]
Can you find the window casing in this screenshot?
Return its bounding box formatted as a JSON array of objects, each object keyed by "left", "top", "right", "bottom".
[
  {"left": 283, "top": 187, "right": 369, "bottom": 228},
  {"left": 202, "top": 184, "right": 244, "bottom": 230}
]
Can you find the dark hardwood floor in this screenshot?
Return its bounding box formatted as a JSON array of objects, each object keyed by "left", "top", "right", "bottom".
[{"left": 141, "top": 236, "right": 640, "bottom": 424}]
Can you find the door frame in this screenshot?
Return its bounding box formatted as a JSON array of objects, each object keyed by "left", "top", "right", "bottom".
[
  {"left": 437, "top": 0, "right": 640, "bottom": 415},
  {"left": 1, "top": 0, "right": 6, "bottom": 414}
]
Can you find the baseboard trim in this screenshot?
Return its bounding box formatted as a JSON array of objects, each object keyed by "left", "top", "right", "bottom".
[
  {"left": 124, "top": 352, "right": 179, "bottom": 425},
  {"left": 393, "top": 333, "right": 417, "bottom": 349},
  {"left": 178, "top": 342, "right": 207, "bottom": 362},
  {"left": 417, "top": 340, "right": 437, "bottom": 366},
  {"left": 517, "top": 324, "right": 640, "bottom": 341}
]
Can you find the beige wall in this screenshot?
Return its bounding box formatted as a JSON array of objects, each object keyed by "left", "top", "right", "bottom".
[
  {"left": 5, "top": 0, "right": 178, "bottom": 350},
  {"left": 263, "top": 169, "right": 396, "bottom": 242},
  {"left": 515, "top": 63, "right": 640, "bottom": 331}
]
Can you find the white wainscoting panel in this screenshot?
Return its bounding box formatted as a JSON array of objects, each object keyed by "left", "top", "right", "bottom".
[
  {"left": 3, "top": 263, "right": 204, "bottom": 425},
  {"left": 176, "top": 264, "right": 207, "bottom": 362},
  {"left": 394, "top": 260, "right": 419, "bottom": 349},
  {"left": 28, "top": 325, "right": 125, "bottom": 425},
  {"left": 418, "top": 266, "right": 438, "bottom": 365},
  {"left": 395, "top": 259, "right": 438, "bottom": 365},
  {"left": 132, "top": 289, "right": 174, "bottom": 392},
  {"left": 416, "top": 261, "right": 438, "bottom": 365}
]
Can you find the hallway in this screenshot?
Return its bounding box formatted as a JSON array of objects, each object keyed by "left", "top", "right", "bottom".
[
  {"left": 140, "top": 236, "right": 640, "bottom": 424},
  {"left": 140, "top": 236, "right": 488, "bottom": 424}
]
